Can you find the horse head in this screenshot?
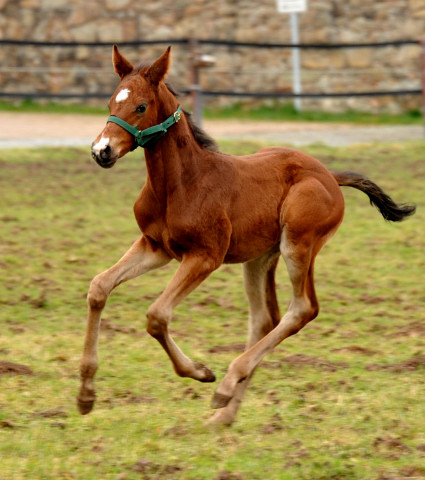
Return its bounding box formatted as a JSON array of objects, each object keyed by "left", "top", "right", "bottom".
[{"left": 91, "top": 46, "right": 176, "bottom": 168}]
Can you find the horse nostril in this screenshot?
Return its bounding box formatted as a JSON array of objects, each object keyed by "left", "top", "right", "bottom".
[{"left": 100, "top": 145, "right": 111, "bottom": 160}]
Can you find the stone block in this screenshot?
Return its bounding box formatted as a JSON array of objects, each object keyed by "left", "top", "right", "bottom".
[
  {"left": 20, "top": 0, "right": 39, "bottom": 8},
  {"left": 41, "top": 0, "right": 69, "bottom": 8},
  {"left": 345, "top": 48, "right": 372, "bottom": 69},
  {"left": 302, "top": 51, "right": 330, "bottom": 70},
  {"left": 105, "top": 0, "right": 132, "bottom": 11},
  {"left": 70, "top": 21, "right": 97, "bottom": 43},
  {"left": 409, "top": 0, "right": 425, "bottom": 18},
  {"left": 97, "top": 19, "right": 125, "bottom": 43}
]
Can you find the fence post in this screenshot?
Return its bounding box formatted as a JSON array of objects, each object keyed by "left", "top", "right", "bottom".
[
  {"left": 188, "top": 39, "right": 216, "bottom": 126},
  {"left": 290, "top": 12, "right": 303, "bottom": 112},
  {"left": 421, "top": 39, "right": 425, "bottom": 136}
]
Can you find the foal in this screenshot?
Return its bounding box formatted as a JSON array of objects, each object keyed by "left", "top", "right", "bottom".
[{"left": 78, "top": 46, "right": 415, "bottom": 425}]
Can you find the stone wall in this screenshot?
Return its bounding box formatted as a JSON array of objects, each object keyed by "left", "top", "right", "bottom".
[{"left": 0, "top": 0, "right": 424, "bottom": 112}]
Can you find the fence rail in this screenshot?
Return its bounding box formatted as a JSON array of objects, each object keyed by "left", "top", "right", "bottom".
[
  {"left": 0, "top": 37, "right": 423, "bottom": 102},
  {"left": 0, "top": 38, "right": 420, "bottom": 48}
]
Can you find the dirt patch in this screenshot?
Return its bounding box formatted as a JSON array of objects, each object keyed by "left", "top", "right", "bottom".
[
  {"left": 1, "top": 419, "right": 19, "bottom": 429},
  {"left": 101, "top": 318, "right": 142, "bottom": 337},
  {"left": 215, "top": 472, "right": 244, "bottom": 480},
  {"left": 386, "top": 321, "right": 425, "bottom": 338},
  {"left": 32, "top": 409, "right": 68, "bottom": 418},
  {"left": 162, "top": 425, "right": 188, "bottom": 437},
  {"left": 208, "top": 343, "right": 245, "bottom": 354},
  {"left": 132, "top": 457, "right": 183, "bottom": 478},
  {"left": 331, "top": 345, "right": 379, "bottom": 356},
  {"left": 359, "top": 294, "right": 392, "bottom": 305},
  {"left": 373, "top": 436, "right": 410, "bottom": 460},
  {"left": 366, "top": 354, "right": 425, "bottom": 373},
  {"left": 0, "top": 361, "right": 33, "bottom": 376},
  {"left": 1, "top": 112, "right": 423, "bottom": 148},
  {"left": 125, "top": 393, "right": 158, "bottom": 405},
  {"left": 261, "top": 413, "right": 285, "bottom": 434},
  {"left": 261, "top": 354, "right": 348, "bottom": 372},
  {"left": 113, "top": 389, "right": 158, "bottom": 405},
  {"left": 181, "top": 386, "right": 203, "bottom": 399}
]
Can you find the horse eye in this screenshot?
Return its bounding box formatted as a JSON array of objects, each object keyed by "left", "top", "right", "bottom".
[{"left": 136, "top": 104, "right": 147, "bottom": 113}]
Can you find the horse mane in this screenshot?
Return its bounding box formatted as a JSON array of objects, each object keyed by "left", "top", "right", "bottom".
[
  {"left": 166, "top": 82, "right": 220, "bottom": 153},
  {"left": 136, "top": 63, "right": 219, "bottom": 153},
  {"left": 181, "top": 108, "right": 220, "bottom": 153}
]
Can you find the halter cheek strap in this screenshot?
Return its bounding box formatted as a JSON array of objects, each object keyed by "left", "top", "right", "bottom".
[{"left": 107, "top": 106, "right": 182, "bottom": 149}]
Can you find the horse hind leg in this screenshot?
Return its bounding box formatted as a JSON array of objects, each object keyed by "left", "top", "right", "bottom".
[
  {"left": 211, "top": 178, "right": 344, "bottom": 409},
  {"left": 207, "top": 251, "right": 280, "bottom": 425}
]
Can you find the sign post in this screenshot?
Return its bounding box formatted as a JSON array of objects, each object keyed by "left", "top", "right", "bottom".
[
  {"left": 421, "top": 39, "right": 425, "bottom": 137},
  {"left": 276, "top": 0, "right": 307, "bottom": 112}
]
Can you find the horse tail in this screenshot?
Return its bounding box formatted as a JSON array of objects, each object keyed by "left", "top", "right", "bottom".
[{"left": 332, "top": 171, "right": 416, "bottom": 222}]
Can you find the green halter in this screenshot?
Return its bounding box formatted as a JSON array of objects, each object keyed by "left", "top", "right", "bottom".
[{"left": 107, "top": 106, "right": 182, "bottom": 149}]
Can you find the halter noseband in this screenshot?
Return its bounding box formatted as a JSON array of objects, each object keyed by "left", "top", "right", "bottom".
[{"left": 107, "top": 106, "right": 182, "bottom": 149}]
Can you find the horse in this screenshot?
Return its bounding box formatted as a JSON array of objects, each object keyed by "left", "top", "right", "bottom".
[{"left": 77, "top": 45, "right": 416, "bottom": 425}]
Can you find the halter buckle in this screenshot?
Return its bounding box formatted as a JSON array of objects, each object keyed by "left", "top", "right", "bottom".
[{"left": 174, "top": 110, "right": 181, "bottom": 123}]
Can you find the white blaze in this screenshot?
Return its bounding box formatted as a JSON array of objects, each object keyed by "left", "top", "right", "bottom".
[
  {"left": 115, "top": 88, "right": 130, "bottom": 102},
  {"left": 92, "top": 136, "right": 110, "bottom": 155}
]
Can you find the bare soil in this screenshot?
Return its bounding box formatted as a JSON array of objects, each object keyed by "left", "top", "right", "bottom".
[
  {"left": 0, "top": 112, "right": 423, "bottom": 147},
  {"left": 0, "top": 361, "right": 33, "bottom": 376}
]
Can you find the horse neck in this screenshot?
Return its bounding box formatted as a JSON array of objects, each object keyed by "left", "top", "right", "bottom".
[{"left": 143, "top": 103, "right": 204, "bottom": 202}]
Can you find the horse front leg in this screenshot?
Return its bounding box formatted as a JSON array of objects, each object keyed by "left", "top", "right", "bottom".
[
  {"left": 77, "top": 236, "right": 171, "bottom": 415},
  {"left": 145, "top": 252, "right": 221, "bottom": 382}
]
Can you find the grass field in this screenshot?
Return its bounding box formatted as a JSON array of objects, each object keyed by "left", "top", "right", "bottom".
[
  {"left": 0, "top": 99, "right": 422, "bottom": 125},
  {"left": 0, "top": 139, "right": 424, "bottom": 480}
]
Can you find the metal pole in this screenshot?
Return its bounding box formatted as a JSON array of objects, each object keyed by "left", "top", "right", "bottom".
[
  {"left": 290, "top": 12, "right": 302, "bottom": 112},
  {"left": 189, "top": 37, "right": 203, "bottom": 127}
]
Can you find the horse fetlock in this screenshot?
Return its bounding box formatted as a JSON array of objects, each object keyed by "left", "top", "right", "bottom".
[
  {"left": 193, "top": 362, "right": 216, "bottom": 382},
  {"left": 146, "top": 307, "right": 169, "bottom": 338},
  {"left": 211, "top": 391, "right": 233, "bottom": 409},
  {"left": 80, "top": 360, "right": 98, "bottom": 379}
]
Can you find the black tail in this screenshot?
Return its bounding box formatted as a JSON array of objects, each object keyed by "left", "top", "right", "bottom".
[{"left": 332, "top": 171, "right": 416, "bottom": 222}]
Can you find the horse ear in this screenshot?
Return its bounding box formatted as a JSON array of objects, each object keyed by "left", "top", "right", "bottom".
[
  {"left": 112, "top": 45, "right": 134, "bottom": 79},
  {"left": 146, "top": 46, "right": 171, "bottom": 85}
]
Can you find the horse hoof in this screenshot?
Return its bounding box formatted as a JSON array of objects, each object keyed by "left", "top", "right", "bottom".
[
  {"left": 194, "top": 363, "right": 216, "bottom": 382},
  {"left": 205, "top": 411, "right": 235, "bottom": 427},
  {"left": 77, "top": 397, "right": 95, "bottom": 415},
  {"left": 211, "top": 391, "right": 232, "bottom": 409}
]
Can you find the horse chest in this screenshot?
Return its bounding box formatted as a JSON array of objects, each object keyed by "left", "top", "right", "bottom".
[{"left": 133, "top": 192, "right": 189, "bottom": 261}]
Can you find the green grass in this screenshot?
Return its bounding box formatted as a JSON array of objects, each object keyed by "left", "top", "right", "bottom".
[
  {"left": 203, "top": 102, "right": 424, "bottom": 125},
  {"left": 0, "top": 140, "right": 424, "bottom": 480},
  {"left": 0, "top": 99, "right": 108, "bottom": 115},
  {"left": 1, "top": 98, "right": 423, "bottom": 124}
]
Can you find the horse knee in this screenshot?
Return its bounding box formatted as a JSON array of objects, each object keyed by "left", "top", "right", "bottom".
[
  {"left": 146, "top": 305, "right": 169, "bottom": 339},
  {"left": 87, "top": 275, "right": 108, "bottom": 311}
]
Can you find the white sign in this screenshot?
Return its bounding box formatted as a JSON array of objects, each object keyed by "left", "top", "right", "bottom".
[{"left": 276, "top": 0, "right": 307, "bottom": 13}]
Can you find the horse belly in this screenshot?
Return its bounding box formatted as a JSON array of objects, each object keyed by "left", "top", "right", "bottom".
[{"left": 224, "top": 218, "right": 281, "bottom": 264}]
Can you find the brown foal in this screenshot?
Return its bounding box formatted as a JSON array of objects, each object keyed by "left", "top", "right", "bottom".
[{"left": 78, "top": 46, "right": 416, "bottom": 425}]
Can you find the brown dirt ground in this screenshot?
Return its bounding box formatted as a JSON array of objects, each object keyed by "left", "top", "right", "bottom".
[{"left": 0, "top": 112, "right": 423, "bottom": 147}]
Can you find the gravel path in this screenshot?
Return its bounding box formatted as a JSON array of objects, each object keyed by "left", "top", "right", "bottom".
[{"left": 0, "top": 112, "right": 423, "bottom": 149}]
